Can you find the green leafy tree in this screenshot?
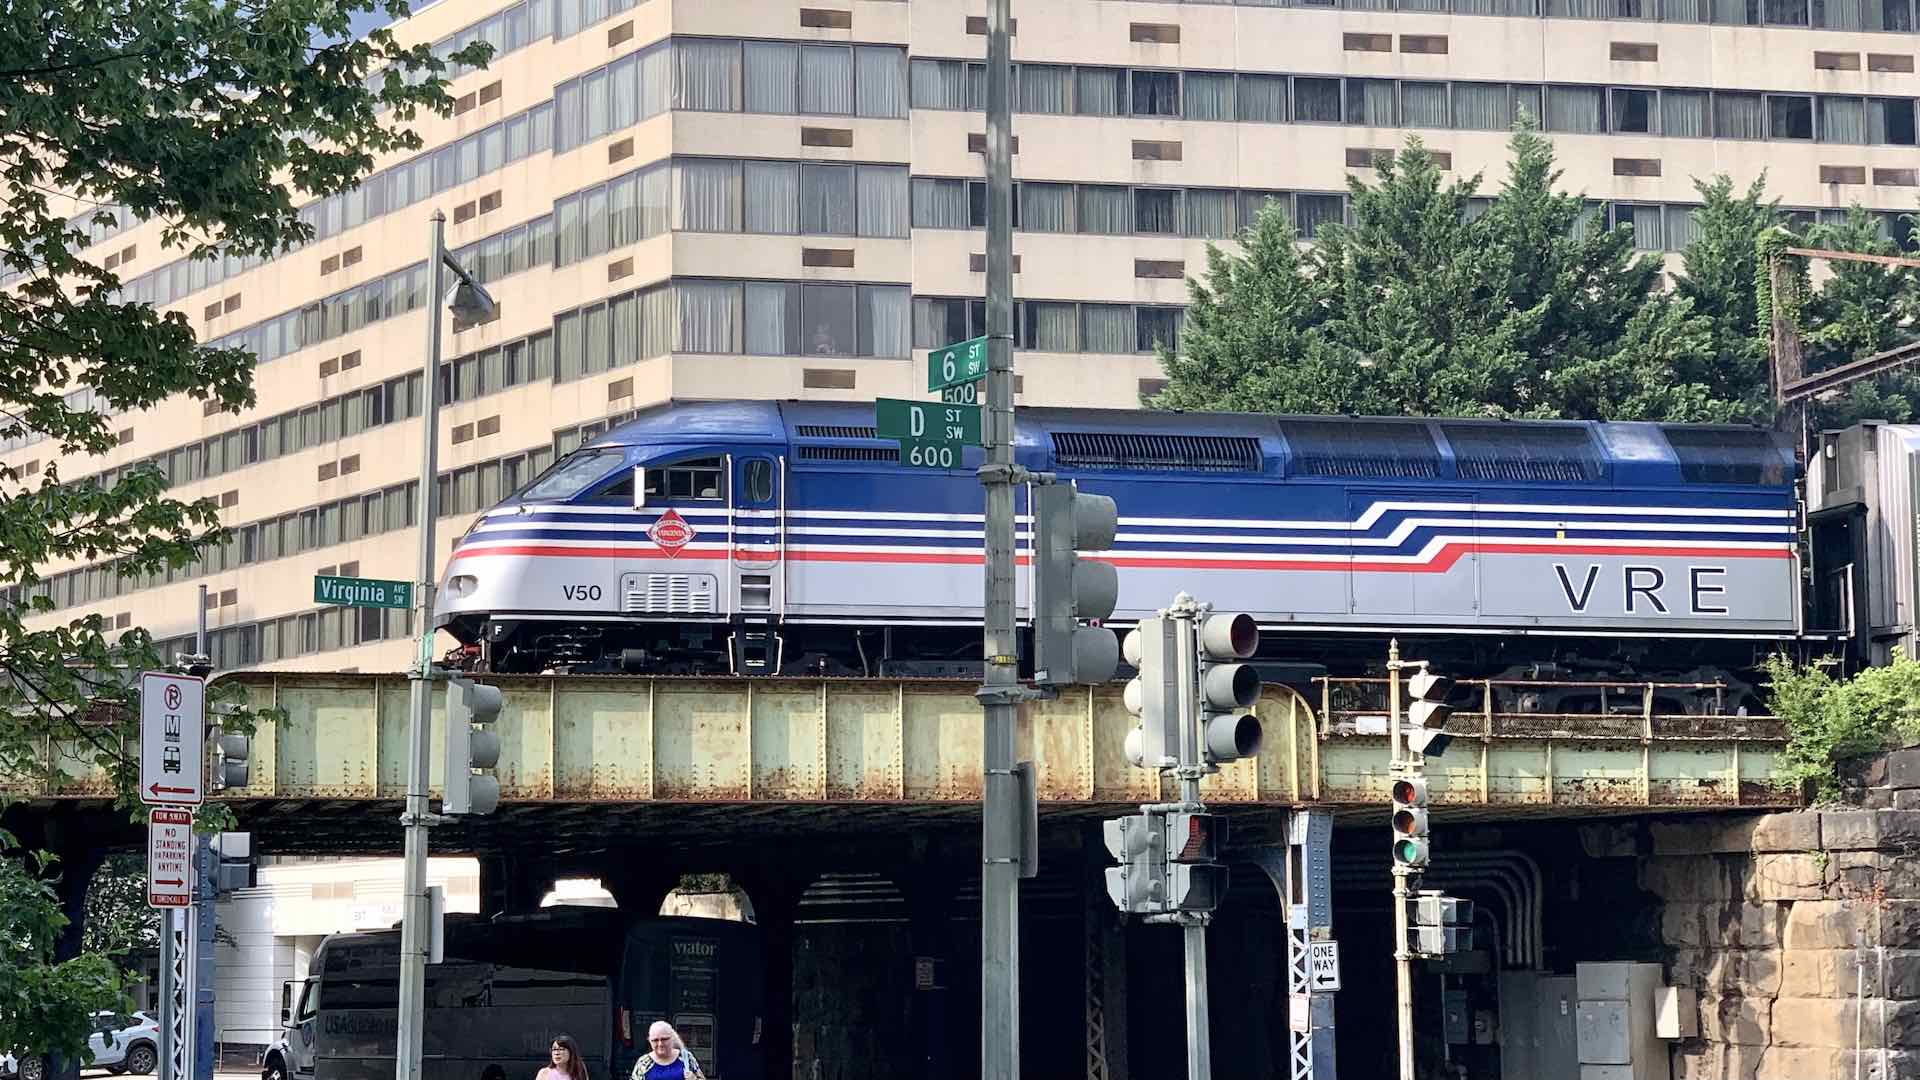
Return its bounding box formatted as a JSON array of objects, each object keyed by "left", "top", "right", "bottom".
[
  {"left": 1765, "top": 652, "right": 1920, "bottom": 799},
  {"left": 81, "top": 854, "right": 157, "bottom": 960},
  {"left": 0, "top": 0, "right": 486, "bottom": 1068},
  {"left": 1798, "top": 206, "right": 1920, "bottom": 429},
  {"left": 1153, "top": 127, "right": 1743, "bottom": 421},
  {"left": 1669, "top": 174, "right": 1779, "bottom": 421}
]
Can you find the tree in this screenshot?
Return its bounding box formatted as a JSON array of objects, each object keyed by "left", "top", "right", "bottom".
[
  {"left": 82, "top": 854, "right": 157, "bottom": 960},
  {"left": 1797, "top": 207, "right": 1920, "bottom": 429},
  {"left": 1153, "top": 126, "right": 1748, "bottom": 422},
  {"left": 1668, "top": 174, "right": 1779, "bottom": 422},
  {"left": 0, "top": 0, "right": 486, "bottom": 1067}
]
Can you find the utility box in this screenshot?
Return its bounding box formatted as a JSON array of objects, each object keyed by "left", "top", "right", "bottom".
[
  {"left": 1575, "top": 962, "right": 1670, "bottom": 1080},
  {"left": 1655, "top": 986, "right": 1699, "bottom": 1039},
  {"left": 1499, "top": 973, "right": 1579, "bottom": 1080}
]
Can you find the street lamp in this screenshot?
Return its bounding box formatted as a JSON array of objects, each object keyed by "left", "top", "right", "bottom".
[{"left": 395, "top": 210, "right": 497, "bottom": 1080}]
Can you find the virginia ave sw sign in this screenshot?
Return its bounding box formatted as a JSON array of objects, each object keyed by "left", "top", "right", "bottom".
[{"left": 313, "top": 575, "right": 413, "bottom": 610}]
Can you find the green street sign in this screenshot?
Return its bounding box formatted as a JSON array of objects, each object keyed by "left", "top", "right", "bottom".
[
  {"left": 927, "top": 335, "right": 988, "bottom": 392},
  {"left": 314, "top": 575, "right": 413, "bottom": 610},
  {"left": 940, "top": 381, "right": 981, "bottom": 405},
  {"left": 899, "top": 440, "right": 964, "bottom": 470},
  {"left": 875, "top": 399, "right": 982, "bottom": 446}
]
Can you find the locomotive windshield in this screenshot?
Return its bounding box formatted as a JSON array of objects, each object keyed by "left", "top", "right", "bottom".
[{"left": 515, "top": 448, "right": 626, "bottom": 502}]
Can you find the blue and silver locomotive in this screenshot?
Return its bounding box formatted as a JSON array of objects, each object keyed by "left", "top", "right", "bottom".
[{"left": 432, "top": 400, "right": 1841, "bottom": 709}]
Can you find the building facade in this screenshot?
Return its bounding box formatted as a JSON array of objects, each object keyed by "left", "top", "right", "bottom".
[{"left": 8, "top": 0, "right": 1918, "bottom": 672}]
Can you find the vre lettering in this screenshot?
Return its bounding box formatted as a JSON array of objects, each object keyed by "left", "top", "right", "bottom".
[{"left": 1551, "top": 564, "right": 1730, "bottom": 615}]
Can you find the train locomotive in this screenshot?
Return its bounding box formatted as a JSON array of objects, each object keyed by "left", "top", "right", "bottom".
[{"left": 434, "top": 400, "right": 1917, "bottom": 713}]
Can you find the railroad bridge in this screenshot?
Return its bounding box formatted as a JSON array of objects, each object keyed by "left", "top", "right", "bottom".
[{"left": 2, "top": 671, "right": 1799, "bottom": 1080}]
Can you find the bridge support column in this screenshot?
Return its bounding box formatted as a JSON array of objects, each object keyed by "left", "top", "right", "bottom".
[
  {"left": 894, "top": 842, "right": 961, "bottom": 1080},
  {"left": 1249, "top": 810, "right": 1337, "bottom": 1080},
  {"left": 43, "top": 813, "right": 106, "bottom": 1080},
  {"left": 1083, "top": 823, "right": 1129, "bottom": 1080},
  {"left": 727, "top": 866, "right": 807, "bottom": 1080},
  {"left": 602, "top": 866, "right": 680, "bottom": 916},
  {"left": 479, "top": 853, "right": 555, "bottom": 916}
]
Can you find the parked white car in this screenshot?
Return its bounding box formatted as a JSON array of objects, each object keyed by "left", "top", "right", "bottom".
[
  {"left": 0, "top": 1013, "right": 159, "bottom": 1080},
  {"left": 87, "top": 1012, "right": 160, "bottom": 1076}
]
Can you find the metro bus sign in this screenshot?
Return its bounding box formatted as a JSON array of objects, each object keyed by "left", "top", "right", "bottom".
[{"left": 650, "top": 509, "right": 695, "bottom": 557}]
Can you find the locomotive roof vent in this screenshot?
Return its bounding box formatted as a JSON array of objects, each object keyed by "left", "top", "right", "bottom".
[
  {"left": 1441, "top": 422, "right": 1604, "bottom": 483},
  {"left": 1279, "top": 418, "right": 1440, "bottom": 480},
  {"left": 1050, "top": 431, "right": 1262, "bottom": 473},
  {"left": 1660, "top": 425, "right": 1791, "bottom": 486}
]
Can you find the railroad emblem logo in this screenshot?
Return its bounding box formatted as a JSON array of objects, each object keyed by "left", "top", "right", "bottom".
[{"left": 649, "top": 509, "right": 696, "bottom": 558}]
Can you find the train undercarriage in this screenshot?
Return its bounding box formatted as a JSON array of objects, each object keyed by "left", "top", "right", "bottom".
[{"left": 447, "top": 614, "right": 1791, "bottom": 716}]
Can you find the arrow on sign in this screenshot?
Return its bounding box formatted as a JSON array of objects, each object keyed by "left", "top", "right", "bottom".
[
  {"left": 153, "top": 878, "right": 184, "bottom": 887},
  {"left": 148, "top": 782, "right": 195, "bottom": 797}
]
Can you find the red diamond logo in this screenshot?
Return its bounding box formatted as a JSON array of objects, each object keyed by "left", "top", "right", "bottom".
[{"left": 648, "top": 509, "right": 696, "bottom": 558}]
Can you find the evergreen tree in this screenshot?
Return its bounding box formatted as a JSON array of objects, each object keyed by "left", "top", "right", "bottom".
[
  {"left": 1153, "top": 126, "right": 1744, "bottom": 421},
  {"left": 1799, "top": 206, "right": 1920, "bottom": 427},
  {"left": 1667, "top": 175, "right": 1779, "bottom": 421}
]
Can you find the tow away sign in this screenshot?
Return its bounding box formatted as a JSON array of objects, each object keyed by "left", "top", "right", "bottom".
[
  {"left": 146, "top": 808, "right": 193, "bottom": 908},
  {"left": 139, "top": 672, "right": 204, "bottom": 806}
]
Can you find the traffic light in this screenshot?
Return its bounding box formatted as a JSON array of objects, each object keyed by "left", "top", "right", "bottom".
[
  {"left": 1032, "top": 484, "right": 1120, "bottom": 687},
  {"left": 212, "top": 832, "right": 255, "bottom": 895},
  {"left": 1405, "top": 669, "right": 1457, "bottom": 757},
  {"left": 1163, "top": 810, "right": 1228, "bottom": 913},
  {"left": 444, "top": 677, "right": 502, "bottom": 816},
  {"left": 215, "top": 732, "right": 251, "bottom": 790},
  {"left": 1195, "top": 612, "right": 1263, "bottom": 764},
  {"left": 1409, "top": 891, "right": 1475, "bottom": 956},
  {"left": 1121, "top": 616, "right": 1180, "bottom": 769},
  {"left": 1390, "top": 775, "right": 1430, "bottom": 870},
  {"left": 1102, "top": 812, "right": 1167, "bottom": 914}
]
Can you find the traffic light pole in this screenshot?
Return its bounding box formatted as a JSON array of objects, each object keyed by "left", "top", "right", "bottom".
[
  {"left": 1169, "top": 598, "right": 1212, "bottom": 1080},
  {"left": 978, "top": 0, "right": 1021, "bottom": 1076},
  {"left": 1388, "top": 640, "right": 1415, "bottom": 1080},
  {"left": 395, "top": 211, "right": 450, "bottom": 1080}
]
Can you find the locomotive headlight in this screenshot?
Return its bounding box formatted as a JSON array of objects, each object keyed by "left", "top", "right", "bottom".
[{"left": 446, "top": 574, "right": 480, "bottom": 599}]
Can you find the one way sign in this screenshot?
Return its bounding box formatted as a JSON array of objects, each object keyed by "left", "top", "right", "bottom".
[{"left": 1308, "top": 941, "right": 1342, "bottom": 992}]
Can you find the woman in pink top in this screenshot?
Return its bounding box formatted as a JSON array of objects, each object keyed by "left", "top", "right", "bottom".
[{"left": 537, "top": 1035, "right": 589, "bottom": 1080}]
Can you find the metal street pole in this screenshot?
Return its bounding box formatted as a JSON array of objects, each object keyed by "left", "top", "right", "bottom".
[
  {"left": 978, "top": 0, "right": 1019, "bottom": 1075},
  {"left": 1170, "top": 605, "right": 1211, "bottom": 1080},
  {"left": 395, "top": 210, "right": 449, "bottom": 1080},
  {"left": 1388, "top": 640, "right": 1415, "bottom": 1080}
]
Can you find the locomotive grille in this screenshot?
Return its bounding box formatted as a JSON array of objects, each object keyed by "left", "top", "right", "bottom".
[
  {"left": 796, "top": 425, "right": 878, "bottom": 439},
  {"left": 798, "top": 446, "right": 899, "bottom": 461},
  {"left": 1442, "top": 423, "right": 1603, "bottom": 483},
  {"left": 624, "top": 574, "right": 716, "bottom": 614},
  {"left": 1050, "top": 432, "right": 1261, "bottom": 473},
  {"left": 1280, "top": 418, "right": 1440, "bottom": 479}
]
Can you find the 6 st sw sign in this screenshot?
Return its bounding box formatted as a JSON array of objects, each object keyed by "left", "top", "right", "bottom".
[{"left": 139, "top": 672, "right": 204, "bottom": 807}]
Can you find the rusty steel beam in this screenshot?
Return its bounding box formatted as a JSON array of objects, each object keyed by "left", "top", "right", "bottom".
[{"left": 0, "top": 672, "right": 1794, "bottom": 811}]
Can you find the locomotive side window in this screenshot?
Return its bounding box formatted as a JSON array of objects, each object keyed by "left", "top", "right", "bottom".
[
  {"left": 641, "top": 457, "right": 726, "bottom": 502},
  {"left": 517, "top": 448, "right": 625, "bottom": 502},
  {"left": 746, "top": 459, "right": 774, "bottom": 502}
]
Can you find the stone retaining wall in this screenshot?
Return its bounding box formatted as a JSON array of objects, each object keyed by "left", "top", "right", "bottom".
[{"left": 1639, "top": 756, "right": 1920, "bottom": 1079}]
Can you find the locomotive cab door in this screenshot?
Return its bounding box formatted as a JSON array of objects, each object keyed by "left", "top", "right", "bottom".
[{"left": 730, "top": 455, "right": 786, "bottom": 616}]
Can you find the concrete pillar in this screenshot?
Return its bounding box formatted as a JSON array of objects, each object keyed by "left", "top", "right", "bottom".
[
  {"left": 728, "top": 865, "right": 808, "bottom": 1080},
  {"left": 601, "top": 866, "right": 680, "bottom": 916},
  {"left": 894, "top": 845, "right": 962, "bottom": 1080}
]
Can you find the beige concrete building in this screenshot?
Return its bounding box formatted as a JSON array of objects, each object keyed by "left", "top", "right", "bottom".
[{"left": 7, "top": 0, "right": 1917, "bottom": 672}]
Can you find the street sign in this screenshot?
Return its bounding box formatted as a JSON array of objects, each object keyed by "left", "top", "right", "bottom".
[
  {"left": 146, "top": 808, "right": 193, "bottom": 908},
  {"left": 313, "top": 574, "right": 413, "bottom": 610},
  {"left": 926, "top": 335, "right": 988, "bottom": 392},
  {"left": 876, "top": 399, "right": 983, "bottom": 446},
  {"left": 140, "top": 673, "right": 204, "bottom": 807},
  {"left": 899, "top": 440, "right": 963, "bottom": 470},
  {"left": 940, "top": 381, "right": 981, "bottom": 405},
  {"left": 1308, "top": 941, "right": 1342, "bottom": 992}
]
